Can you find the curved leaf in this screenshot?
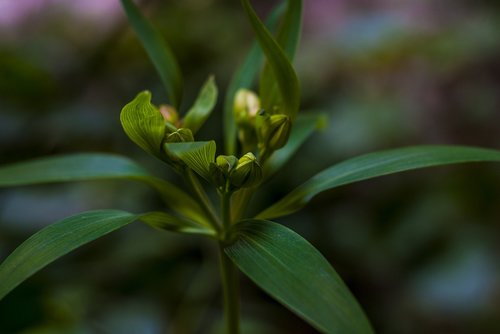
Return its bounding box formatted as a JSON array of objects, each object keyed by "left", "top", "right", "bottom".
[
  {"left": 259, "top": 0, "right": 303, "bottom": 112},
  {"left": 0, "top": 210, "right": 140, "bottom": 300},
  {"left": 258, "top": 145, "right": 500, "bottom": 219},
  {"left": 0, "top": 153, "right": 208, "bottom": 224},
  {"left": 165, "top": 141, "right": 216, "bottom": 182},
  {"left": 264, "top": 112, "right": 326, "bottom": 179},
  {"left": 241, "top": 0, "right": 300, "bottom": 120},
  {"left": 226, "top": 219, "right": 374, "bottom": 334},
  {"left": 141, "top": 211, "right": 215, "bottom": 237},
  {"left": 120, "top": 90, "right": 165, "bottom": 158},
  {"left": 121, "top": 0, "right": 183, "bottom": 108},
  {"left": 183, "top": 76, "right": 218, "bottom": 135},
  {"left": 224, "top": 3, "right": 285, "bottom": 155}
]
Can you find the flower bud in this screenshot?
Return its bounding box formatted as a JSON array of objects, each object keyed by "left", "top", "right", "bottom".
[
  {"left": 233, "top": 89, "right": 260, "bottom": 126},
  {"left": 159, "top": 104, "right": 179, "bottom": 125},
  {"left": 267, "top": 114, "right": 291, "bottom": 150},
  {"left": 229, "top": 152, "right": 262, "bottom": 188},
  {"left": 210, "top": 155, "right": 238, "bottom": 188},
  {"left": 165, "top": 128, "right": 194, "bottom": 143}
]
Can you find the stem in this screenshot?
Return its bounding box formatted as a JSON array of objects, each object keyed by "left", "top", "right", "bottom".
[
  {"left": 218, "top": 244, "right": 240, "bottom": 334},
  {"left": 218, "top": 190, "right": 240, "bottom": 334},
  {"left": 183, "top": 169, "right": 221, "bottom": 231}
]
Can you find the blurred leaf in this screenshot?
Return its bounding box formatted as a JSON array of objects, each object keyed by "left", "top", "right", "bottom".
[
  {"left": 258, "top": 145, "right": 500, "bottom": 219},
  {"left": 259, "top": 0, "right": 303, "bottom": 111},
  {"left": 0, "top": 210, "right": 140, "bottom": 300},
  {"left": 223, "top": 3, "right": 285, "bottom": 155},
  {"left": 264, "top": 112, "right": 326, "bottom": 179},
  {"left": 120, "top": 91, "right": 165, "bottom": 158},
  {"left": 121, "top": 0, "right": 183, "bottom": 108},
  {"left": 140, "top": 211, "right": 215, "bottom": 236},
  {"left": 165, "top": 141, "right": 216, "bottom": 182},
  {"left": 0, "top": 153, "right": 208, "bottom": 224},
  {"left": 183, "top": 76, "right": 218, "bottom": 134},
  {"left": 226, "top": 219, "right": 374, "bottom": 334},
  {"left": 241, "top": 0, "right": 300, "bottom": 120}
]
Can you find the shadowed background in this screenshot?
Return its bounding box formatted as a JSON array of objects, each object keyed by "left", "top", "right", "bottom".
[{"left": 0, "top": 0, "right": 499, "bottom": 333}]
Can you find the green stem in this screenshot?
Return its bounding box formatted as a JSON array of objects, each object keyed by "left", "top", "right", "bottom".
[
  {"left": 218, "top": 244, "right": 240, "bottom": 334},
  {"left": 218, "top": 190, "right": 240, "bottom": 334},
  {"left": 183, "top": 169, "right": 221, "bottom": 231}
]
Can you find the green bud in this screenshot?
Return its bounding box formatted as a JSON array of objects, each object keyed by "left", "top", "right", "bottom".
[
  {"left": 267, "top": 114, "right": 291, "bottom": 150},
  {"left": 255, "top": 112, "right": 291, "bottom": 153},
  {"left": 233, "top": 89, "right": 260, "bottom": 125},
  {"left": 229, "top": 152, "right": 262, "bottom": 188},
  {"left": 165, "top": 128, "right": 194, "bottom": 143},
  {"left": 210, "top": 155, "right": 238, "bottom": 189}
]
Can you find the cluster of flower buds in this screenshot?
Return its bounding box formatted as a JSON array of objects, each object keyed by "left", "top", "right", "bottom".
[
  {"left": 233, "top": 89, "right": 291, "bottom": 161},
  {"left": 210, "top": 152, "right": 262, "bottom": 192}
]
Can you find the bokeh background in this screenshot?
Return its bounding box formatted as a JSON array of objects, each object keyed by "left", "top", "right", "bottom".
[{"left": 1, "top": 0, "right": 499, "bottom": 333}]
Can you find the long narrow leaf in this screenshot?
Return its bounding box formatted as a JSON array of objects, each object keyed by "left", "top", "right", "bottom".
[
  {"left": 183, "top": 76, "right": 218, "bottom": 135},
  {"left": 224, "top": 3, "right": 285, "bottom": 155},
  {"left": 0, "top": 154, "right": 208, "bottom": 224},
  {"left": 141, "top": 211, "right": 215, "bottom": 237},
  {"left": 226, "top": 219, "right": 374, "bottom": 334},
  {"left": 0, "top": 210, "right": 140, "bottom": 300},
  {"left": 121, "top": 0, "right": 183, "bottom": 108},
  {"left": 259, "top": 0, "right": 303, "bottom": 111},
  {"left": 257, "top": 145, "right": 500, "bottom": 219},
  {"left": 241, "top": 0, "right": 300, "bottom": 120}
]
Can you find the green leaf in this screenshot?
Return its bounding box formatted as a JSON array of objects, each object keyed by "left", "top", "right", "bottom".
[
  {"left": 0, "top": 153, "right": 208, "bottom": 225},
  {"left": 258, "top": 145, "right": 500, "bottom": 219},
  {"left": 120, "top": 0, "right": 183, "bottom": 108},
  {"left": 165, "top": 141, "right": 216, "bottom": 182},
  {"left": 264, "top": 112, "right": 326, "bottom": 179},
  {"left": 183, "top": 76, "right": 218, "bottom": 134},
  {"left": 0, "top": 210, "right": 140, "bottom": 300},
  {"left": 120, "top": 91, "right": 165, "bottom": 158},
  {"left": 259, "top": 0, "right": 303, "bottom": 112},
  {"left": 224, "top": 3, "right": 285, "bottom": 155},
  {"left": 241, "top": 0, "right": 300, "bottom": 120},
  {"left": 226, "top": 220, "right": 374, "bottom": 334},
  {"left": 140, "top": 211, "right": 215, "bottom": 237}
]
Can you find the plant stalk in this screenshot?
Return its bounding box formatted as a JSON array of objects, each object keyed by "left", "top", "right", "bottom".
[
  {"left": 218, "top": 244, "right": 240, "bottom": 334},
  {"left": 183, "top": 168, "right": 221, "bottom": 231},
  {"left": 219, "top": 190, "right": 240, "bottom": 334}
]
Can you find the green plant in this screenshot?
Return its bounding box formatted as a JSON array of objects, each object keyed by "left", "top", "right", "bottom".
[{"left": 1, "top": 0, "right": 499, "bottom": 333}]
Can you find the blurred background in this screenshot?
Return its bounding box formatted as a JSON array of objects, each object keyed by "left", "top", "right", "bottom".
[{"left": 0, "top": 0, "right": 499, "bottom": 333}]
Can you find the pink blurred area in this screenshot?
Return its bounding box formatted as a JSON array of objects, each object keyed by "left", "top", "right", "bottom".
[{"left": 0, "top": 0, "right": 121, "bottom": 29}]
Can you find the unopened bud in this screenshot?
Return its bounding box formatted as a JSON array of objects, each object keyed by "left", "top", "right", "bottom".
[
  {"left": 267, "top": 115, "right": 291, "bottom": 150},
  {"left": 233, "top": 89, "right": 260, "bottom": 125},
  {"left": 159, "top": 104, "right": 179, "bottom": 125},
  {"left": 210, "top": 155, "right": 238, "bottom": 188},
  {"left": 165, "top": 128, "right": 194, "bottom": 143},
  {"left": 229, "top": 152, "right": 262, "bottom": 188}
]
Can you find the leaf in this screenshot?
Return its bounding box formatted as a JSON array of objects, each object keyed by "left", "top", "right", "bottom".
[
  {"left": 226, "top": 219, "right": 374, "bottom": 334},
  {"left": 0, "top": 153, "right": 209, "bottom": 225},
  {"left": 165, "top": 141, "right": 216, "bottom": 182},
  {"left": 140, "top": 211, "right": 215, "bottom": 237},
  {"left": 183, "top": 76, "right": 218, "bottom": 134},
  {"left": 259, "top": 0, "right": 303, "bottom": 112},
  {"left": 0, "top": 210, "right": 140, "bottom": 300},
  {"left": 257, "top": 145, "right": 500, "bottom": 219},
  {"left": 120, "top": 91, "right": 165, "bottom": 158},
  {"left": 121, "top": 0, "right": 183, "bottom": 108},
  {"left": 223, "top": 3, "right": 285, "bottom": 155},
  {"left": 241, "top": 0, "right": 300, "bottom": 120},
  {"left": 264, "top": 112, "right": 326, "bottom": 179}
]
